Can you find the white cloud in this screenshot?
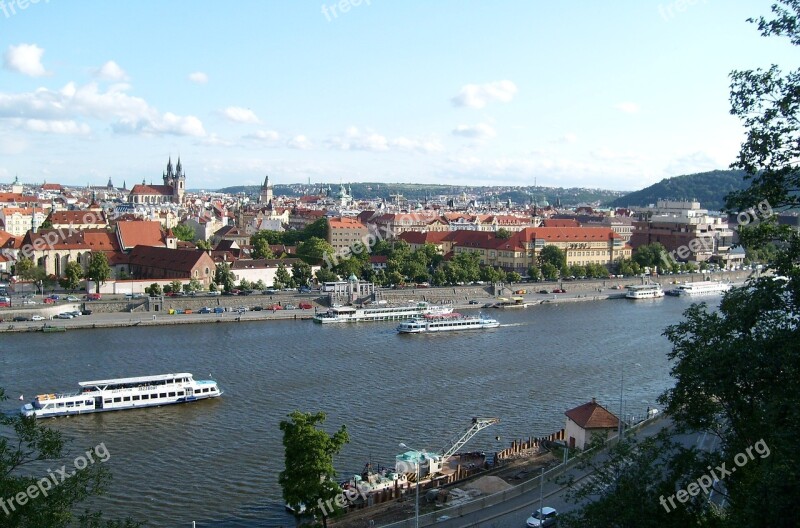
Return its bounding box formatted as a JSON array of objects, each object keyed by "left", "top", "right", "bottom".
[
  {"left": 451, "top": 80, "right": 517, "bottom": 109},
  {"left": 614, "top": 101, "right": 640, "bottom": 114},
  {"left": 390, "top": 136, "right": 443, "bottom": 153},
  {"left": 663, "top": 151, "right": 722, "bottom": 177},
  {"left": 244, "top": 129, "right": 280, "bottom": 142},
  {"left": 0, "top": 81, "right": 206, "bottom": 137},
  {"left": 188, "top": 72, "right": 209, "bottom": 84},
  {"left": 23, "top": 119, "right": 91, "bottom": 135},
  {"left": 3, "top": 44, "right": 48, "bottom": 77},
  {"left": 287, "top": 135, "right": 312, "bottom": 150},
  {"left": 222, "top": 106, "right": 261, "bottom": 124},
  {"left": 329, "top": 126, "right": 389, "bottom": 151},
  {"left": 196, "top": 133, "right": 234, "bottom": 147},
  {"left": 93, "top": 60, "right": 128, "bottom": 82},
  {"left": 452, "top": 123, "right": 497, "bottom": 140}
]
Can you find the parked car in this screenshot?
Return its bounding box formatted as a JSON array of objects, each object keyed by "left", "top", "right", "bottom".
[
  {"left": 80, "top": 309, "right": 93, "bottom": 315},
  {"left": 66, "top": 295, "right": 80, "bottom": 302},
  {"left": 207, "top": 290, "right": 221, "bottom": 296},
  {"left": 68, "top": 311, "right": 82, "bottom": 317},
  {"left": 12, "top": 316, "right": 29, "bottom": 322},
  {"left": 263, "top": 289, "right": 277, "bottom": 295},
  {"left": 267, "top": 304, "right": 283, "bottom": 310},
  {"left": 56, "top": 313, "right": 74, "bottom": 319},
  {"left": 43, "top": 298, "right": 56, "bottom": 304},
  {"left": 538, "top": 289, "right": 549, "bottom": 294},
  {"left": 298, "top": 302, "right": 312, "bottom": 309},
  {"left": 48, "top": 294, "right": 60, "bottom": 301},
  {"left": 468, "top": 300, "right": 479, "bottom": 305},
  {"left": 198, "top": 307, "right": 213, "bottom": 314},
  {"left": 235, "top": 306, "right": 249, "bottom": 313},
  {"left": 252, "top": 306, "right": 263, "bottom": 311},
  {"left": 86, "top": 293, "right": 101, "bottom": 300},
  {"left": 552, "top": 288, "right": 566, "bottom": 294},
  {"left": 213, "top": 307, "right": 225, "bottom": 314},
  {"left": 283, "top": 303, "right": 297, "bottom": 310},
  {"left": 526, "top": 507, "right": 558, "bottom": 527},
  {"left": 298, "top": 286, "right": 311, "bottom": 293},
  {"left": 31, "top": 315, "right": 45, "bottom": 321}
]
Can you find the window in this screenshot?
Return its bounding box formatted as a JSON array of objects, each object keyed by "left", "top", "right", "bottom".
[
  {"left": 114, "top": 397, "right": 122, "bottom": 403},
  {"left": 141, "top": 394, "right": 149, "bottom": 400},
  {"left": 85, "top": 400, "right": 93, "bottom": 405},
  {"left": 159, "top": 393, "right": 166, "bottom": 398},
  {"left": 177, "top": 391, "right": 184, "bottom": 396},
  {"left": 104, "top": 399, "right": 112, "bottom": 404},
  {"left": 168, "top": 392, "right": 176, "bottom": 397},
  {"left": 132, "top": 395, "right": 140, "bottom": 401},
  {"left": 123, "top": 396, "right": 131, "bottom": 402}
]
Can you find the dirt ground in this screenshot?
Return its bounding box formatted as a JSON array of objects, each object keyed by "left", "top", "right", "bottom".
[{"left": 330, "top": 451, "right": 558, "bottom": 528}]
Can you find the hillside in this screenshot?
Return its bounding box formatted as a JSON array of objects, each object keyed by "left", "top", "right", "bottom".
[
  {"left": 608, "top": 170, "right": 749, "bottom": 211},
  {"left": 216, "top": 183, "right": 625, "bottom": 207}
]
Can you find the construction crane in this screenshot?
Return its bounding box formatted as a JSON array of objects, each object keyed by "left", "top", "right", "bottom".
[{"left": 439, "top": 417, "right": 500, "bottom": 462}]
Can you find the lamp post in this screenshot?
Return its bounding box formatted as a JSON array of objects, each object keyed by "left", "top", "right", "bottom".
[{"left": 399, "top": 442, "right": 420, "bottom": 528}]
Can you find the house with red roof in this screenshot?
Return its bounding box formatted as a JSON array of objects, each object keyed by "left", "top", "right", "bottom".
[
  {"left": 19, "top": 228, "right": 120, "bottom": 276},
  {"left": 126, "top": 246, "right": 215, "bottom": 287},
  {"left": 564, "top": 398, "right": 620, "bottom": 449},
  {"left": 116, "top": 220, "right": 175, "bottom": 251}
]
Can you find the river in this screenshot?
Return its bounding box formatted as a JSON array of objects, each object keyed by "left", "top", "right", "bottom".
[{"left": 1, "top": 295, "right": 710, "bottom": 526}]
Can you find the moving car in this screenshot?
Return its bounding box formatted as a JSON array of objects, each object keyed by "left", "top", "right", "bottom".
[{"left": 526, "top": 507, "right": 558, "bottom": 527}]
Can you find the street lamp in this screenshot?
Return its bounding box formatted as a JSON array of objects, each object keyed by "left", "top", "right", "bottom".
[{"left": 399, "top": 442, "right": 420, "bottom": 528}]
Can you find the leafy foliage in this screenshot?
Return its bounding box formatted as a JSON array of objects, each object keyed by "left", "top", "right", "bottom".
[
  {"left": 609, "top": 170, "right": 749, "bottom": 211},
  {"left": 85, "top": 253, "right": 111, "bottom": 293}
]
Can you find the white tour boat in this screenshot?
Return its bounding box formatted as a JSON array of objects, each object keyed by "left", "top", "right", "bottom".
[
  {"left": 396, "top": 312, "right": 500, "bottom": 333},
  {"left": 20, "top": 373, "right": 222, "bottom": 418},
  {"left": 672, "top": 280, "right": 732, "bottom": 296},
  {"left": 313, "top": 301, "right": 453, "bottom": 324},
  {"left": 625, "top": 284, "right": 665, "bottom": 299}
]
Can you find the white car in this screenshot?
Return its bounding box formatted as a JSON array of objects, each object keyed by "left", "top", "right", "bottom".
[
  {"left": 31, "top": 315, "right": 45, "bottom": 321},
  {"left": 526, "top": 507, "right": 558, "bottom": 527},
  {"left": 66, "top": 296, "right": 80, "bottom": 302}
]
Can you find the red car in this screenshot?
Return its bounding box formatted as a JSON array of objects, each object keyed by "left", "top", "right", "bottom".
[
  {"left": 552, "top": 288, "right": 566, "bottom": 294},
  {"left": 86, "top": 293, "right": 102, "bottom": 300},
  {"left": 298, "top": 302, "right": 313, "bottom": 310}
]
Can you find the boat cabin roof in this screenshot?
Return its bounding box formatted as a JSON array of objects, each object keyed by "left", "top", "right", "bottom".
[{"left": 79, "top": 373, "right": 193, "bottom": 387}]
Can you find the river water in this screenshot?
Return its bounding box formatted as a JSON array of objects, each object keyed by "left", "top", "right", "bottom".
[{"left": 1, "top": 296, "right": 709, "bottom": 526}]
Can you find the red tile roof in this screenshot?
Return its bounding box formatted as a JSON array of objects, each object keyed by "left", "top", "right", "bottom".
[
  {"left": 117, "top": 221, "right": 166, "bottom": 250},
  {"left": 565, "top": 399, "right": 619, "bottom": 429},
  {"left": 129, "top": 184, "right": 174, "bottom": 196},
  {"left": 48, "top": 210, "right": 107, "bottom": 226}
]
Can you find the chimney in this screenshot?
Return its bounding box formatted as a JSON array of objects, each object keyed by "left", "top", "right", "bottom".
[{"left": 591, "top": 397, "right": 596, "bottom": 404}]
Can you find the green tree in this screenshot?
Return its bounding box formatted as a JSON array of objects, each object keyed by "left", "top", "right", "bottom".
[
  {"left": 541, "top": 262, "right": 559, "bottom": 281},
  {"left": 334, "top": 257, "right": 364, "bottom": 280},
  {"left": 315, "top": 268, "right": 339, "bottom": 283},
  {"left": 274, "top": 264, "right": 292, "bottom": 288},
  {"left": 253, "top": 279, "right": 267, "bottom": 291},
  {"left": 452, "top": 252, "right": 481, "bottom": 282},
  {"left": 527, "top": 264, "right": 541, "bottom": 281},
  {"left": 480, "top": 266, "right": 504, "bottom": 283},
  {"left": 279, "top": 411, "right": 349, "bottom": 528},
  {"left": 505, "top": 270, "right": 522, "bottom": 283},
  {"left": 214, "top": 263, "right": 236, "bottom": 292},
  {"left": 632, "top": 242, "right": 667, "bottom": 269},
  {"left": 237, "top": 278, "right": 252, "bottom": 291},
  {"left": 61, "top": 261, "right": 84, "bottom": 292},
  {"left": 291, "top": 261, "right": 313, "bottom": 287},
  {"left": 0, "top": 388, "right": 144, "bottom": 528},
  {"left": 496, "top": 227, "right": 512, "bottom": 239},
  {"left": 187, "top": 278, "right": 203, "bottom": 292},
  {"left": 14, "top": 257, "right": 34, "bottom": 294},
  {"left": 297, "top": 237, "right": 336, "bottom": 265},
  {"left": 168, "top": 280, "right": 182, "bottom": 294},
  {"left": 171, "top": 223, "right": 195, "bottom": 242},
  {"left": 304, "top": 217, "right": 330, "bottom": 240},
  {"left": 86, "top": 253, "right": 111, "bottom": 293},
  {"left": 145, "top": 283, "right": 162, "bottom": 296},
  {"left": 539, "top": 245, "right": 566, "bottom": 269},
  {"left": 195, "top": 239, "right": 212, "bottom": 251},
  {"left": 250, "top": 235, "right": 275, "bottom": 260}
]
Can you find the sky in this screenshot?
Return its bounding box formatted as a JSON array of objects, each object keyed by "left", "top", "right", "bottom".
[{"left": 0, "top": 0, "right": 797, "bottom": 192}]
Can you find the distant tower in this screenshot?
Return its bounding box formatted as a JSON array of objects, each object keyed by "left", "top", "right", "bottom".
[
  {"left": 107, "top": 177, "right": 114, "bottom": 189},
  {"left": 260, "top": 174, "right": 273, "bottom": 205},
  {"left": 173, "top": 156, "right": 186, "bottom": 203}
]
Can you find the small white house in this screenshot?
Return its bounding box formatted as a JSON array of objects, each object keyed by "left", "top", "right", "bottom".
[{"left": 565, "top": 398, "right": 620, "bottom": 450}]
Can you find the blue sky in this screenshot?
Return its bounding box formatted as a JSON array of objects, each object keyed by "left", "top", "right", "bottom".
[{"left": 0, "top": 0, "right": 796, "bottom": 191}]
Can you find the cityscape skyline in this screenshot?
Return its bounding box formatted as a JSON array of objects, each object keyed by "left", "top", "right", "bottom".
[{"left": 1, "top": 1, "right": 796, "bottom": 191}]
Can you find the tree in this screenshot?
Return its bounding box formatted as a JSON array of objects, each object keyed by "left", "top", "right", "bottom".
[
  {"left": 145, "top": 283, "right": 162, "bottom": 296},
  {"left": 292, "top": 261, "right": 313, "bottom": 287},
  {"left": 334, "top": 257, "right": 364, "bottom": 281},
  {"left": 274, "top": 264, "right": 292, "bottom": 288},
  {"left": 169, "top": 280, "right": 183, "bottom": 294},
  {"left": 505, "top": 271, "right": 522, "bottom": 283},
  {"left": 496, "top": 227, "right": 512, "bottom": 239},
  {"left": 632, "top": 242, "right": 667, "bottom": 269},
  {"left": 527, "top": 264, "right": 541, "bottom": 281},
  {"left": 452, "top": 252, "right": 481, "bottom": 282},
  {"left": 297, "top": 237, "right": 335, "bottom": 265},
  {"left": 0, "top": 388, "right": 144, "bottom": 528},
  {"left": 541, "top": 262, "right": 559, "bottom": 281},
  {"left": 315, "top": 268, "right": 339, "bottom": 283},
  {"left": 253, "top": 279, "right": 267, "bottom": 291},
  {"left": 171, "top": 223, "right": 195, "bottom": 242},
  {"left": 251, "top": 236, "right": 275, "bottom": 260},
  {"left": 14, "top": 257, "right": 34, "bottom": 294},
  {"left": 85, "top": 253, "right": 111, "bottom": 293},
  {"left": 214, "top": 263, "right": 235, "bottom": 292},
  {"left": 61, "top": 261, "right": 84, "bottom": 292},
  {"left": 188, "top": 278, "right": 203, "bottom": 293},
  {"left": 304, "top": 217, "right": 330, "bottom": 240},
  {"left": 279, "top": 411, "right": 349, "bottom": 528},
  {"left": 195, "top": 239, "right": 212, "bottom": 251},
  {"left": 539, "top": 245, "right": 566, "bottom": 269},
  {"left": 479, "top": 265, "right": 504, "bottom": 283}
]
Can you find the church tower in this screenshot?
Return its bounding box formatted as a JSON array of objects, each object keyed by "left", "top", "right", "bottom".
[
  {"left": 259, "top": 174, "right": 273, "bottom": 205},
  {"left": 173, "top": 157, "right": 186, "bottom": 204}
]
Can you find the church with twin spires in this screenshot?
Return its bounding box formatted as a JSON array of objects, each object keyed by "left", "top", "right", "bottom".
[{"left": 128, "top": 157, "right": 186, "bottom": 205}]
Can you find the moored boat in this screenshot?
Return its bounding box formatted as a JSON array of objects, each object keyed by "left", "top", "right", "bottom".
[
  {"left": 397, "top": 312, "right": 500, "bottom": 333},
  {"left": 313, "top": 301, "right": 452, "bottom": 324},
  {"left": 20, "top": 373, "right": 222, "bottom": 418},
  {"left": 625, "top": 284, "right": 664, "bottom": 299},
  {"left": 672, "top": 280, "right": 732, "bottom": 296}
]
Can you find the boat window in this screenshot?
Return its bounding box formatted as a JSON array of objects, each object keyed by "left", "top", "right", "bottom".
[
  {"left": 203, "top": 388, "right": 209, "bottom": 393},
  {"left": 195, "top": 389, "right": 202, "bottom": 394},
  {"left": 159, "top": 393, "right": 167, "bottom": 398},
  {"left": 132, "top": 395, "right": 140, "bottom": 401},
  {"left": 123, "top": 396, "right": 131, "bottom": 402},
  {"left": 114, "top": 397, "right": 122, "bottom": 403},
  {"left": 85, "top": 400, "right": 92, "bottom": 405},
  {"left": 57, "top": 403, "right": 65, "bottom": 408},
  {"left": 168, "top": 392, "right": 176, "bottom": 397},
  {"left": 104, "top": 399, "right": 112, "bottom": 404},
  {"left": 177, "top": 391, "right": 184, "bottom": 396},
  {"left": 141, "top": 394, "right": 149, "bottom": 400}
]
